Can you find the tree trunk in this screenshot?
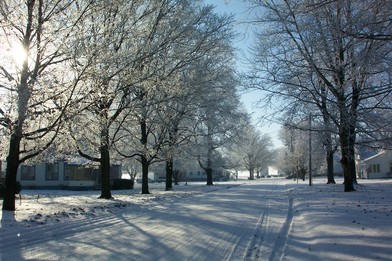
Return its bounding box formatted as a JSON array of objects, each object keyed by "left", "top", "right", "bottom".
[
  {"left": 3, "top": 7, "right": 32, "bottom": 210},
  {"left": 206, "top": 167, "right": 213, "bottom": 186},
  {"left": 98, "top": 104, "right": 112, "bottom": 199},
  {"left": 140, "top": 118, "right": 150, "bottom": 194},
  {"left": 205, "top": 148, "right": 213, "bottom": 186},
  {"left": 326, "top": 148, "right": 336, "bottom": 184},
  {"left": 349, "top": 125, "right": 358, "bottom": 185},
  {"left": 2, "top": 133, "right": 21, "bottom": 211},
  {"left": 99, "top": 142, "right": 112, "bottom": 199},
  {"left": 340, "top": 132, "right": 355, "bottom": 192},
  {"left": 249, "top": 169, "right": 254, "bottom": 180},
  {"left": 338, "top": 88, "right": 358, "bottom": 192},
  {"left": 165, "top": 127, "right": 177, "bottom": 190},
  {"left": 321, "top": 86, "right": 336, "bottom": 185},
  {"left": 165, "top": 158, "right": 173, "bottom": 191},
  {"left": 325, "top": 130, "right": 336, "bottom": 184},
  {"left": 141, "top": 155, "right": 150, "bottom": 194}
]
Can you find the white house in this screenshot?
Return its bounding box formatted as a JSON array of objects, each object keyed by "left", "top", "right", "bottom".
[
  {"left": 261, "top": 166, "right": 279, "bottom": 177},
  {"left": 14, "top": 160, "right": 122, "bottom": 189},
  {"left": 231, "top": 166, "right": 280, "bottom": 180},
  {"left": 358, "top": 150, "right": 392, "bottom": 179}
]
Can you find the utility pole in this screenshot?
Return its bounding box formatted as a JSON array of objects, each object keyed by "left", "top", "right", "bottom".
[
  {"left": 309, "top": 114, "right": 312, "bottom": 186},
  {"left": 290, "top": 126, "right": 298, "bottom": 184}
]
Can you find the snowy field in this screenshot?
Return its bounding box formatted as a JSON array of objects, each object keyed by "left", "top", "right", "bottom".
[{"left": 1, "top": 178, "right": 392, "bottom": 260}]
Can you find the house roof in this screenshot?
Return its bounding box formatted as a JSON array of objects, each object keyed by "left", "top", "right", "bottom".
[{"left": 363, "top": 150, "right": 391, "bottom": 162}]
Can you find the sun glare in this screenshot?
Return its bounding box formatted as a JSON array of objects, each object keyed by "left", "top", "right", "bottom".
[{"left": 11, "top": 43, "right": 28, "bottom": 67}]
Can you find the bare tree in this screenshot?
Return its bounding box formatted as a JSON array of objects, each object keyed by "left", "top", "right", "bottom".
[
  {"left": 67, "top": 0, "right": 155, "bottom": 199},
  {"left": 161, "top": 3, "right": 239, "bottom": 189},
  {"left": 159, "top": 75, "right": 203, "bottom": 191},
  {"left": 116, "top": 1, "right": 240, "bottom": 192},
  {"left": 279, "top": 120, "right": 326, "bottom": 180},
  {"left": 234, "top": 126, "right": 274, "bottom": 180},
  {"left": 195, "top": 74, "right": 243, "bottom": 185},
  {"left": 68, "top": 0, "right": 192, "bottom": 197},
  {"left": 247, "top": 0, "right": 392, "bottom": 191},
  {"left": 0, "top": 0, "right": 90, "bottom": 210}
]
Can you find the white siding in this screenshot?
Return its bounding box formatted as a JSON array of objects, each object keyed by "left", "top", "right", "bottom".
[{"left": 361, "top": 151, "right": 392, "bottom": 179}]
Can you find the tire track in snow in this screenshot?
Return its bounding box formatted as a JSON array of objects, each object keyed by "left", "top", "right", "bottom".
[
  {"left": 149, "top": 185, "right": 266, "bottom": 261},
  {"left": 242, "top": 185, "right": 295, "bottom": 261},
  {"left": 269, "top": 194, "right": 294, "bottom": 261},
  {"left": 243, "top": 198, "right": 271, "bottom": 260}
]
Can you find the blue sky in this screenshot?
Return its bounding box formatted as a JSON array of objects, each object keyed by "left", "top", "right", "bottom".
[
  {"left": 204, "top": 0, "right": 253, "bottom": 48},
  {"left": 204, "top": 0, "right": 283, "bottom": 147}
]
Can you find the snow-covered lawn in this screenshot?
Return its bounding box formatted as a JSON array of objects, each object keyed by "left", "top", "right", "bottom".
[{"left": 1, "top": 178, "right": 392, "bottom": 260}]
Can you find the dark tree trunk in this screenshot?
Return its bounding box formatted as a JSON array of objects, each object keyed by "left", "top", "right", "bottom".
[
  {"left": 165, "top": 126, "right": 177, "bottom": 190},
  {"left": 141, "top": 155, "right": 150, "bottom": 194},
  {"left": 99, "top": 142, "right": 112, "bottom": 199},
  {"left": 197, "top": 145, "right": 214, "bottom": 186},
  {"left": 348, "top": 136, "right": 358, "bottom": 185},
  {"left": 205, "top": 149, "right": 213, "bottom": 186},
  {"left": 140, "top": 118, "right": 150, "bottom": 194},
  {"left": 349, "top": 130, "right": 358, "bottom": 185},
  {"left": 2, "top": 133, "right": 21, "bottom": 211},
  {"left": 97, "top": 104, "right": 112, "bottom": 199},
  {"left": 206, "top": 167, "right": 213, "bottom": 186},
  {"left": 249, "top": 169, "right": 254, "bottom": 180},
  {"left": 341, "top": 159, "right": 355, "bottom": 191},
  {"left": 326, "top": 149, "right": 336, "bottom": 184},
  {"left": 325, "top": 130, "right": 336, "bottom": 184},
  {"left": 337, "top": 86, "right": 358, "bottom": 192},
  {"left": 321, "top": 92, "right": 336, "bottom": 184},
  {"left": 339, "top": 99, "right": 358, "bottom": 191},
  {"left": 340, "top": 133, "right": 355, "bottom": 192},
  {"left": 165, "top": 158, "right": 173, "bottom": 191}
]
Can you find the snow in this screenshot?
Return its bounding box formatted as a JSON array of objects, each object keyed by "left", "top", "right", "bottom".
[{"left": 1, "top": 178, "right": 392, "bottom": 260}]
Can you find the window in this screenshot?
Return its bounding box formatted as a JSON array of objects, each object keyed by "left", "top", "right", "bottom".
[
  {"left": 46, "top": 163, "right": 59, "bottom": 181},
  {"left": 368, "top": 164, "right": 380, "bottom": 173},
  {"left": 64, "top": 165, "right": 97, "bottom": 181},
  {"left": 390, "top": 161, "right": 392, "bottom": 172},
  {"left": 21, "top": 165, "right": 35, "bottom": 180}
]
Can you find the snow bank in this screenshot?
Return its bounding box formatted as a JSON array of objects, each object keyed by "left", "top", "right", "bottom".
[
  {"left": 284, "top": 178, "right": 392, "bottom": 261},
  {"left": 1, "top": 181, "right": 233, "bottom": 227}
]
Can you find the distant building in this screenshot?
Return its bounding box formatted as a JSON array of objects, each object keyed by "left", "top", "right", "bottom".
[
  {"left": 151, "top": 168, "right": 230, "bottom": 182},
  {"left": 260, "top": 166, "right": 279, "bottom": 177},
  {"left": 14, "top": 160, "right": 121, "bottom": 189},
  {"left": 358, "top": 150, "right": 392, "bottom": 179},
  {"left": 151, "top": 160, "right": 231, "bottom": 182},
  {"left": 231, "top": 166, "right": 280, "bottom": 180}
]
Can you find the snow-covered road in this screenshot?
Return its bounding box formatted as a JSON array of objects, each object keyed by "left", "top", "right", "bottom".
[
  {"left": 0, "top": 181, "right": 295, "bottom": 260},
  {"left": 2, "top": 179, "right": 392, "bottom": 260}
]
